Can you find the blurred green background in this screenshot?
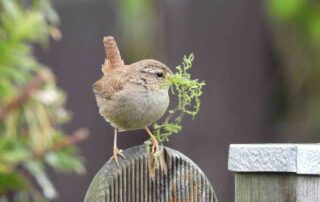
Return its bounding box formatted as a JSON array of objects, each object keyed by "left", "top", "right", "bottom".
[
  {"left": 1, "top": 0, "right": 320, "bottom": 201},
  {"left": 268, "top": 0, "right": 320, "bottom": 136}
]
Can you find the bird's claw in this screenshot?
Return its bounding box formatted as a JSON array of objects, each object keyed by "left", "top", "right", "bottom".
[
  {"left": 150, "top": 138, "right": 160, "bottom": 156},
  {"left": 110, "top": 147, "right": 125, "bottom": 167}
]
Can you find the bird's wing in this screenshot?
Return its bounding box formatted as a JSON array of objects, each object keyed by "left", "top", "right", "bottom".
[{"left": 92, "top": 71, "right": 125, "bottom": 99}]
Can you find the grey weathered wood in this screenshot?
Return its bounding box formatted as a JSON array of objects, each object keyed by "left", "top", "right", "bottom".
[
  {"left": 236, "top": 173, "right": 320, "bottom": 202},
  {"left": 85, "top": 144, "right": 217, "bottom": 202},
  {"left": 229, "top": 144, "right": 320, "bottom": 202}
]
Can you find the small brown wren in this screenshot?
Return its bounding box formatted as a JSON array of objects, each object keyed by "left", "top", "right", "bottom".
[{"left": 92, "top": 36, "right": 172, "bottom": 165}]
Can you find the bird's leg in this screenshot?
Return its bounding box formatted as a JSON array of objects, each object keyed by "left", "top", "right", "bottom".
[
  {"left": 145, "top": 127, "right": 160, "bottom": 155},
  {"left": 110, "top": 128, "right": 125, "bottom": 166}
]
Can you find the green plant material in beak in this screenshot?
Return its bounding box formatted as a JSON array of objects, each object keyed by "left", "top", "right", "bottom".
[{"left": 152, "top": 53, "right": 205, "bottom": 144}]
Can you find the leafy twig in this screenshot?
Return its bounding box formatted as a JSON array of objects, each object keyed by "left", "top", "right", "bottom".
[
  {"left": 34, "top": 129, "right": 89, "bottom": 160},
  {"left": 0, "top": 69, "right": 53, "bottom": 122},
  {"left": 152, "top": 53, "right": 205, "bottom": 143}
]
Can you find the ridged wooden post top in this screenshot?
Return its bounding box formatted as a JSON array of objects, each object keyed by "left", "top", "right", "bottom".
[{"left": 85, "top": 144, "right": 217, "bottom": 202}]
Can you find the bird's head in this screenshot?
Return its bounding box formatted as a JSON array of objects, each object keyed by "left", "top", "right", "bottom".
[{"left": 131, "top": 59, "right": 173, "bottom": 89}]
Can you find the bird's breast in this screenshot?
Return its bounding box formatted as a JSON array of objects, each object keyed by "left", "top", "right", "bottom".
[{"left": 95, "top": 87, "right": 169, "bottom": 131}]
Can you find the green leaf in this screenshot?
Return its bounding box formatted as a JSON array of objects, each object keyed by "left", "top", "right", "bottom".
[
  {"left": 45, "top": 150, "right": 85, "bottom": 175},
  {"left": 0, "top": 173, "right": 26, "bottom": 193}
]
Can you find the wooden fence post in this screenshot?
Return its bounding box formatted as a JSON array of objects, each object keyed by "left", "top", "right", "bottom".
[
  {"left": 228, "top": 144, "right": 320, "bottom": 202},
  {"left": 85, "top": 144, "right": 218, "bottom": 202}
]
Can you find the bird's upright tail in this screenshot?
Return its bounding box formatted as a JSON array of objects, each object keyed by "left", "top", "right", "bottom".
[{"left": 102, "top": 36, "right": 124, "bottom": 74}]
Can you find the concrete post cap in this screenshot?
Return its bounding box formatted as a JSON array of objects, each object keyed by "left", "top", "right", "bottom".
[{"left": 228, "top": 144, "right": 320, "bottom": 175}]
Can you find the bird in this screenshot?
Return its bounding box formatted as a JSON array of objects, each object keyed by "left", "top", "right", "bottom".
[{"left": 92, "top": 36, "right": 172, "bottom": 165}]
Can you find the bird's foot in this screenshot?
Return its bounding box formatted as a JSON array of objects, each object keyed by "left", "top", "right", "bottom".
[
  {"left": 150, "top": 137, "right": 160, "bottom": 156},
  {"left": 110, "top": 147, "right": 125, "bottom": 167}
]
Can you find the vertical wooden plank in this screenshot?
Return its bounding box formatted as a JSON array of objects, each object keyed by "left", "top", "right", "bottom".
[{"left": 235, "top": 172, "right": 320, "bottom": 202}]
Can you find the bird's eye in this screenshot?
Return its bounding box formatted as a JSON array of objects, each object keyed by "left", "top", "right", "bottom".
[{"left": 157, "top": 72, "right": 163, "bottom": 78}]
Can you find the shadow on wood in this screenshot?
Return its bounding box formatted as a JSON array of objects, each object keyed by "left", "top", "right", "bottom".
[{"left": 85, "top": 144, "right": 217, "bottom": 202}]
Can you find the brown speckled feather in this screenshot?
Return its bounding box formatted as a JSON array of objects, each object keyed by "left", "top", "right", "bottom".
[{"left": 92, "top": 69, "right": 126, "bottom": 99}]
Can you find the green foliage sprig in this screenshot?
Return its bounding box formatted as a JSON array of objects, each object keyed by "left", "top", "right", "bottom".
[{"left": 152, "top": 53, "right": 205, "bottom": 143}]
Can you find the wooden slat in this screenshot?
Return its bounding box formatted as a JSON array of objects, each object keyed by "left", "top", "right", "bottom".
[{"left": 235, "top": 173, "right": 320, "bottom": 202}]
